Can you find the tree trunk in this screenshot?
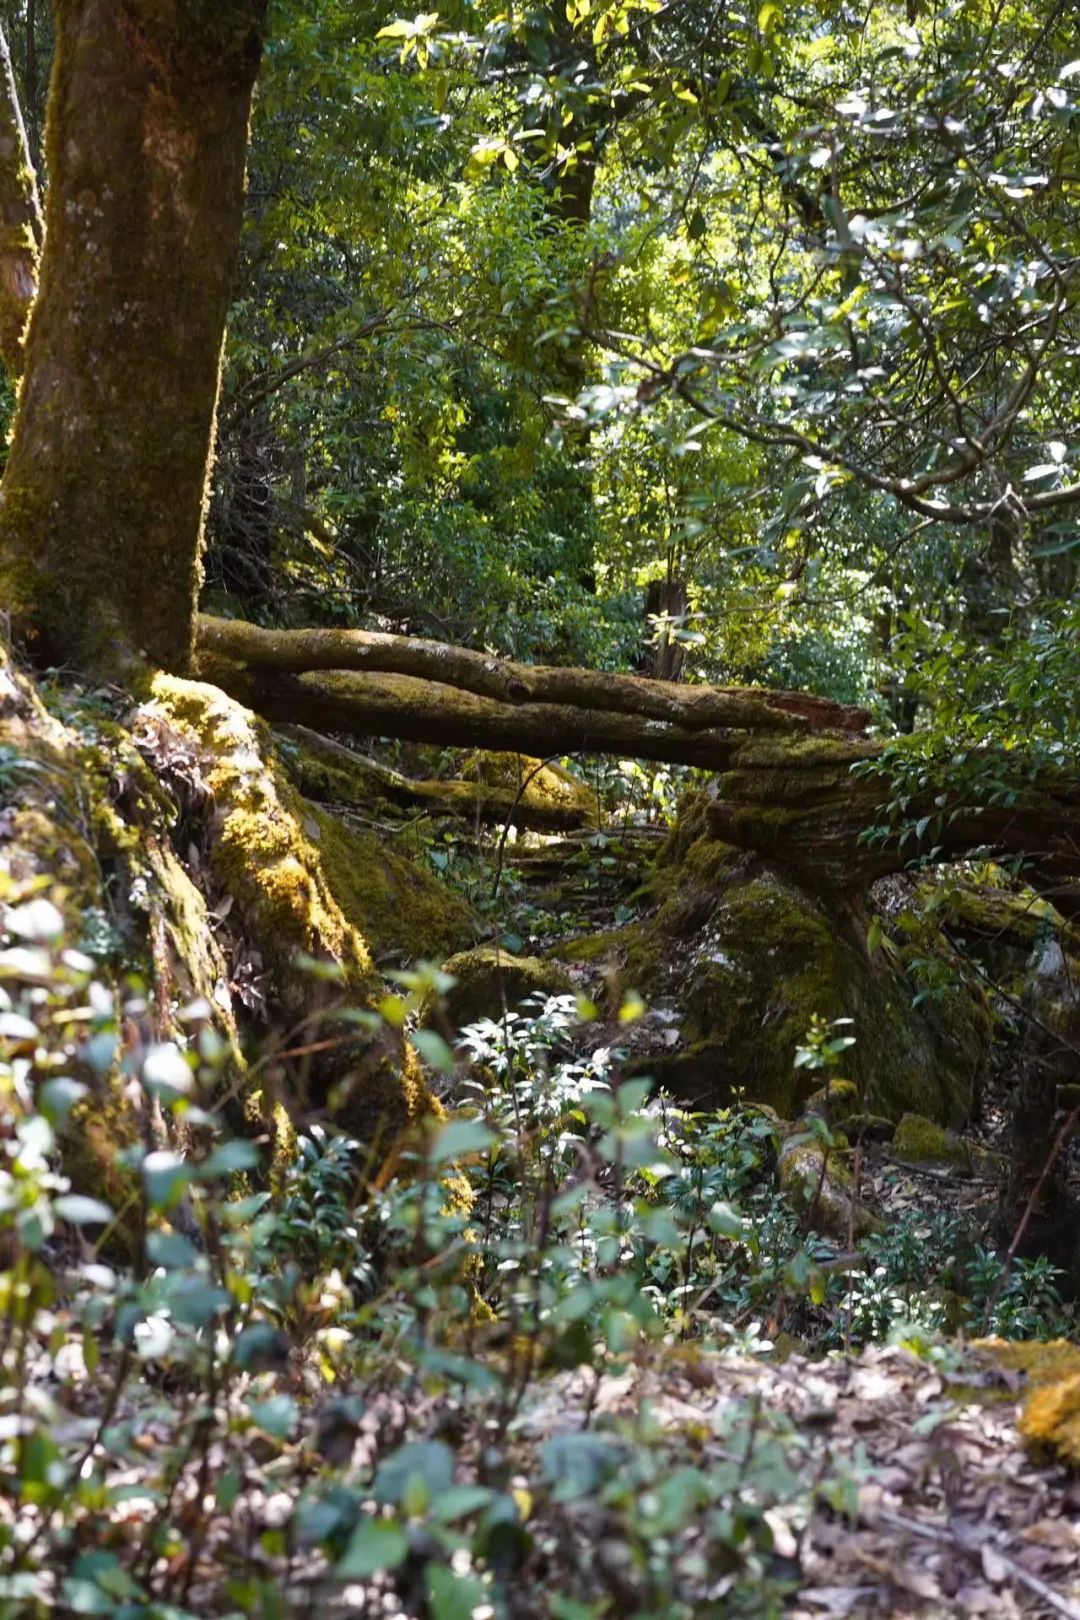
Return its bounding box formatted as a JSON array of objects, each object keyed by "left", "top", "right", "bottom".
[
  {"left": 195, "top": 613, "right": 1080, "bottom": 915},
  {"left": 0, "top": 21, "right": 41, "bottom": 376},
  {"left": 0, "top": 0, "right": 266, "bottom": 679}
]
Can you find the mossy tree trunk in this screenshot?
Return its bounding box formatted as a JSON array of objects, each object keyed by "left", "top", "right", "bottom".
[
  {"left": 0, "top": 0, "right": 266, "bottom": 679},
  {"left": 0, "top": 20, "right": 41, "bottom": 377}
]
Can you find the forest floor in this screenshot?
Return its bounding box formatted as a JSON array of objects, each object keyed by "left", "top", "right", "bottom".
[{"left": 15, "top": 763, "right": 1080, "bottom": 1618}]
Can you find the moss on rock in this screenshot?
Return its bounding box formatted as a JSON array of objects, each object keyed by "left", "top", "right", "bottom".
[
  {"left": 776, "top": 1138, "right": 881, "bottom": 1240},
  {"left": 607, "top": 793, "right": 990, "bottom": 1123},
  {"left": 435, "top": 946, "right": 574, "bottom": 1030},
  {"left": 891, "top": 1112, "right": 1006, "bottom": 1178},
  {"left": 977, "top": 1340, "right": 1080, "bottom": 1467},
  {"left": 547, "top": 928, "right": 633, "bottom": 966},
  {"left": 308, "top": 807, "right": 475, "bottom": 966}
]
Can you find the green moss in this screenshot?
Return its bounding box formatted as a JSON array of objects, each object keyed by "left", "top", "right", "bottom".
[
  {"left": 59, "top": 1087, "right": 143, "bottom": 1263},
  {"left": 547, "top": 928, "right": 633, "bottom": 965},
  {"left": 978, "top": 1342, "right": 1080, "bottom": 1466},
  {"left": 804, "top": 1080, "right": 861, "bottom": 1122},
  {"left": 311, "top": 807, "right": 475, "bottom": 965},
  {"left": 153, "top": 675, "right": 374, "bottom": 1001},
  {"left": 935, "top": 878, "right": 1074, "bottom": 953},
  {"left": 434, "top": 946, "right": 574, "bottom": 1029},
  {"left": 891, "top": 1111, "right": 1006, "bottom": 1179},
  {"left": 728, "top": 734, "right": 858, "bottom": 769},
  {"left": 614, "top": 798, "right": 990, "bottom": 1123},
  {"left": 891, "top": 1112, "right": 964, "bottom": 1165},
  {"left": 148, "top": 676, "right": 445, "bottom": 1146},
  {"left": 459, "top": 750, "right": 598, "bottom": 823}
]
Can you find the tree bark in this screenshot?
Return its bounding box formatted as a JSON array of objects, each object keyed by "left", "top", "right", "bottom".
[
  {"left": 197, "top": 613, "right": 868, "bottom": 734},
  {"left": 0, "top": 0, "right": 266, "bottom": 678},
  {"left": 195, "top": 613, "right": 1080, "bottom": 915},
  {"left": 0, "top": 20, "right": 42, "bottom": 377}
]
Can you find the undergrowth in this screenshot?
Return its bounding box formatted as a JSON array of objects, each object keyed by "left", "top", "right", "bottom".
[{"left": 0, "top": 885, "right": 1070, "bottom": 1618}]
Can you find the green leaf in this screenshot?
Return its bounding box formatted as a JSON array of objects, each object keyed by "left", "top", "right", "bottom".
[
  {"left": 249, "top": 1394, "right": 298, "bottom": 1440},
  {"left": 337, "top": 1517, "right": 409, "bottom": 1578},
  {"left": 427, "top": 1564, "right": 489, "bottom": 1620},
  {"left": 39, "top": 1077, "right": 89, "bottom": 1123},
  {"left": 145, "top": 1231, "right": 199, "bottom": 1268},
  {"left": 429, "top": 1119, "right": 496, "bottom": 1166},
  {"left": 141, "top": 1151, "right": 191, "bottom": 1211},
  {"left": 413, "top": 1029, "right": 456, "bottom": 1073},
  {"left": 540, "top": 1432, "right": 621, "bottom": 1498},
  {"left": 53, "top": 1195, "right": 113, "bottom": 1227},
  {"left": 375, "top": 1439, "right": 455, "bottom": 1505},
  {"left": 706, "top": 1200, "right": 743, "bottom": 1238},
  {"left": 198, "top": 1139, "right": 260, "bottom": 1178}
]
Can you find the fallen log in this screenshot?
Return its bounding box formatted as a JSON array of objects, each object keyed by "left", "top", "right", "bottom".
[
  {"left": 276, "top": 723, "right": 599, "bottom": 832},
  {"left": 195, "top": 615, "right": 1080, "bottom": 914},
  {"left": 197, "top": 614, "right": 870, "bottom": 736}
]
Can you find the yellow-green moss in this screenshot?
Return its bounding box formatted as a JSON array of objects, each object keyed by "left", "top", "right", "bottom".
[
  {"left": 147, "top": 676, "right": 450, "bottom": 1148},
  {"left": 459, "top": 750, "right": 598, "bottom": 823},
  {"left": 976, "top": 1340, "right": 1080, "bottom": 1466},
  {"left": 892, "top": 1112, "right": 966, "bottom": 1165},
  {"left": 310, "top": 807, "right": 475, "bottom": 965},
  {"left": 59, "top": 1089, "right": 143, "bottom": 1262},
  {"left": 614, "top": 798, "right": 990, "bottom": 1123},
  {"left": 547, "top": 928, "right": 632, "bottom": 965},
  {"left": 434, "top": 946, "right": 574, "bottom": 1030},
  {"left": 151, "top": 676, "right": 374, "bottom": 997},
  {"left": 891, "top": 1112, "right": 1005, "bottom": 1179}
]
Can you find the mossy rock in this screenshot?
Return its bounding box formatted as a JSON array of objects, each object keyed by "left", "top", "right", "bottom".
[
  {"left": 436, "top": 946, "right": 574, "bottom": 1030},
  {"left": 459, "top": 751, "right": 598, "bottom": 825},
  {"left": 307, "top": 807, "right": 476, "bottom": 966},
  {"left": 804, "top": 1080, "right": 861, "bottom": 1122},
  {"left": 616, "top": 795, "right": 990, "bottom": 1123},
  {"left": 891, "top": 1112, "right": 968, "bottom": 1166},
  {"left": 977, "top": 1339, "right": 1080, "bottom": 1467},
  {"left": 776, "top": 1138, "right": 881, "bottom": 1240},
  {"left": 547, "top": 928, "right": 633, "bottom": 966},
  {"left": 843, "top": 1112, "right": 896, "bottom": 1143},
  {"left": 144, "top": 677, "right": 448, "bottom": 1145},
  {"left": 891, "top": 1112, "right": 1006, "bottom": 1179}
]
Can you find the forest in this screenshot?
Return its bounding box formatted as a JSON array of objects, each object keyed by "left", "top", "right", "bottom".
[{"left": 1, "top": 0, "right": 1080, "bottom": 1613}]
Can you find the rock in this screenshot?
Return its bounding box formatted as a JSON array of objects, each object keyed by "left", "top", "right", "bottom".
[
  {"left": 891, "top": 1112, "right": 1005, "bottom": 1178},
  {"left": 804, "top": 1080, "right": 861, "bottom": 1122},
  {"left": 776, "top": 1137, "right": 881, "bottom": 1240},
  {"left": 436, "top": 946, "right": 574, "bottom": 1030},
  {"left": 602, "top": 793, "right": 990, "bottom": 1122},
  {"left": 842, "top": 1112, "right": 896, "bottom": 1143},
  {"left": 979, "top": 1339, "right": 1080, "bottom": 1467}
]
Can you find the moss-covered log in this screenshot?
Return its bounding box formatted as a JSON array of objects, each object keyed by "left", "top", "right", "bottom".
[
  {"left": 197, "top": 615, "right": 1080, "bottom": 913},
  {"left": 197, "top": 614, "right": 871, "bottom": 735},
  {"left": 277, "top": 725, "right": 600, "bottom": 832},
  {"left": 0, "top": 2, "right": 266, "bottom": 677},
  {"left": 0, "top": 22, "right": 41, "bottom": 377}
]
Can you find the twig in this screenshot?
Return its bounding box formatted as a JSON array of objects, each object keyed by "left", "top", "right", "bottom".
[{"left": 874, "top": 1508, "right": 1080, "bottom": 1620}]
